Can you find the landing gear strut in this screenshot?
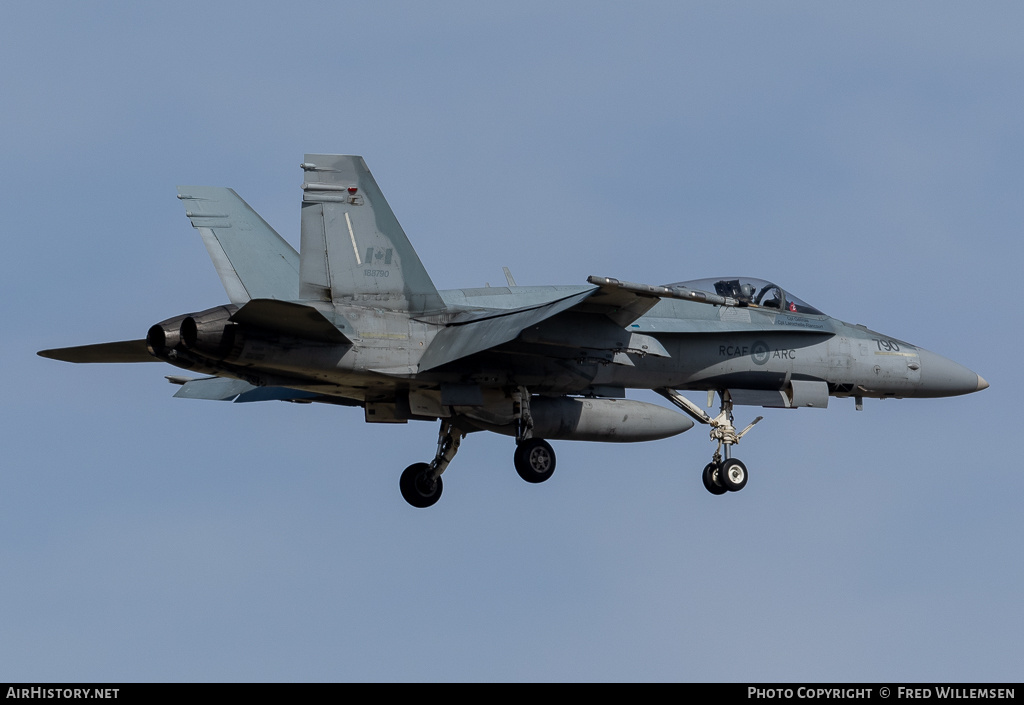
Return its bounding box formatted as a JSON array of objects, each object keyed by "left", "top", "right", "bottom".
[
  {"left": 399, "top": 421, "right": 464, "bottom": 508},
  {"left": 658, "top": 389, "right": 761, "bottom": 496},
  {"left": 398, "top": 388, "right": 559, "bottom": 507},
  {"left": 512, "top": 388, "right": 556, "bottom": 484}
]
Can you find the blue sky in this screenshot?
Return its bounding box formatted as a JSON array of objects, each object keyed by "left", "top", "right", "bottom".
[{"left": 2, "top": 2, "right": 1020, "bottom": 681}]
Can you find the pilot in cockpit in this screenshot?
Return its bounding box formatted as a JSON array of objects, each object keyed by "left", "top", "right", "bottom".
[{"left": 738, "top": 283, "right": 756, "bottom": 305}]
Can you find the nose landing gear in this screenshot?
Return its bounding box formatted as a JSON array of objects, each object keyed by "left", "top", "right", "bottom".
[
  {"left": 658, "top": 389, "right": 761, "bottom": 496},
  {"left": 702, "top": 462, "right": 727, "bottom": 495}
]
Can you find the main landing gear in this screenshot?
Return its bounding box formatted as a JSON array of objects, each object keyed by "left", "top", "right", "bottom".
[
  {"left": 399, "top": 420, "right": 463, "bottom": 508},
  {"left": 510, "top": 389, "right": 556, "bottom": 484},
  {"left": 399, "top": 388, "right": 557, "bottom": 508},
  {"left": 514, "top": 438, "right": 556, "bottom": 483},
  {"left": 658, "top": 388, "right": 762, "bottom": 496}
]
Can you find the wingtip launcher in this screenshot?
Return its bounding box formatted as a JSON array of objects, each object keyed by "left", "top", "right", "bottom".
[{"left": 587, "top": 276, "right": 742, "bottom": 308}]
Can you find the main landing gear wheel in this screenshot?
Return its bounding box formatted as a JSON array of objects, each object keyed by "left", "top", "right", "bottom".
[
  {"left": 514, "top": 438, "right": 556, "bottom": 484},
  {"left": 398, "top": 422, "right": 463, "bottom": 508},
  {"left": 400, "top": 462, "right": 443, "bottom": 508},
  {"left": 719, "top": 458, "right": 748, "bottom": 492},
  {"left": 702, "top": 462, "right": 727, "bottom": 495}
]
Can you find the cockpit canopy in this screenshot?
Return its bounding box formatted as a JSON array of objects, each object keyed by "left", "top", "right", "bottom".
[{"left": 669, "top": 277, "right": 824, "bottom": 316}]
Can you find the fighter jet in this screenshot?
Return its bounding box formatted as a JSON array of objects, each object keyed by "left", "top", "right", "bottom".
[{"left": 39, "top": 154, "right": 989, "bottom": 507}]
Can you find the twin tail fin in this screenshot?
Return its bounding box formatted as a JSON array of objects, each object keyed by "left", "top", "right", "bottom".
[{"left": 299, "top": 154, "right": 445, "bottom": 313}]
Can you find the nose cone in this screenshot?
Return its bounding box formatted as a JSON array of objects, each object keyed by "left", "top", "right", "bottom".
[{"left": 917, "top": 349, "right": 989, "bottom": 397}]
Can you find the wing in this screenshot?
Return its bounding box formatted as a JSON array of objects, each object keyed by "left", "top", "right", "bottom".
[
  {"left": 416, "top": 289, "right": 597, "bottom": 372},
  {"left": 415, "top": 274, "right": 832, "bottom": 373},
  {"left": 416, "top": 285, "right": 674, "bottom": 373}
]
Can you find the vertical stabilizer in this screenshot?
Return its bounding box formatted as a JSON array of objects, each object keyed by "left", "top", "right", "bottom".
[
  {"left": 299, "top": 155, "right": 445, "bottom": 313},
  {"left": 177, "top": 186, "right": 299, "bottom": 304}
]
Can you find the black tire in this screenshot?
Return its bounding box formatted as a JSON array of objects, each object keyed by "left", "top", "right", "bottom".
[
  {"left": 719, "top": 458, "right": 748, "bottom": 492},
  {"left": 702, "top": 462, "right": 727, "bottom": 495},
  {"left": 399, "top": 462, "right": 443, "bottom": 508},
  {"left": 514, "top": 439, "right": 556, "bottom": 484}
]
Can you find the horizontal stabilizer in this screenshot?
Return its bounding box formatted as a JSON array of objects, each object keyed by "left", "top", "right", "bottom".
[
  {"left": 171, "top": 377, "right": 322, "bottom": 403},
  {"left": 231, "top": 299, "right": 352, "bottom": 344},
  {"left": 234, "top": 387, "right": 322, "bottom": 403},
  {"left": 173, "top": 377, "right": 255, "bottom": 400},
  {"left": 177, "top": 186, "right": 300, "bottom": 304},
  {"left": 38, "top": 340, "right": 155, "bottom": 364}
]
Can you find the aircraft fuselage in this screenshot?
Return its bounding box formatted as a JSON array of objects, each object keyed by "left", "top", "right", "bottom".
[{"left": 146, "top": 285, "right": 984, "bottom": 411}]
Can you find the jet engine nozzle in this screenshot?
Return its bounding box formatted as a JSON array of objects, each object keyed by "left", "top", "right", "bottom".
[
  {"left": 179, "top": 305, "right": 242, "bottom": 360},
  {"left": 146, "top": 314, "right": 190, "bottom": 355}
]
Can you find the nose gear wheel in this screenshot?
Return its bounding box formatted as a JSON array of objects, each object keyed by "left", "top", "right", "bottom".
[{"left": 657, "top": 388, "right": 761, "bottom": 496}]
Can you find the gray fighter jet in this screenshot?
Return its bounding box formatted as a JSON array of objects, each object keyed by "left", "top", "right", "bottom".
[{"left": 39, "top": 155, "right": 989, "bottom": 507}]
